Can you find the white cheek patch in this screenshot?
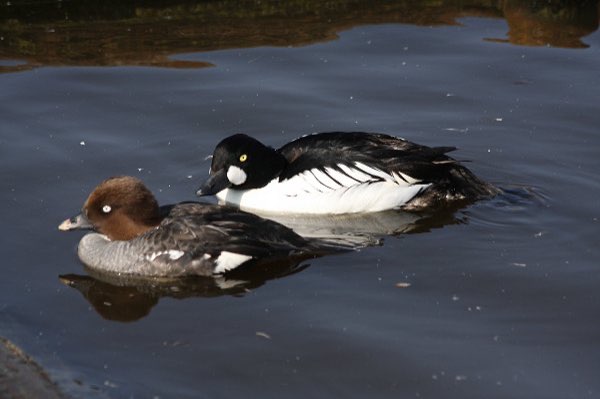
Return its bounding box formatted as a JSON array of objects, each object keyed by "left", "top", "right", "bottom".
[{"left": 227, "top": 165, "right": 247, "bottom": 186}]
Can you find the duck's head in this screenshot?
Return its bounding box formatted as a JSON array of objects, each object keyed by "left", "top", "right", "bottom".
[
  {"left": 59, "top": 176, "right": 161, "bottom": 241},
  {"left": 197, "top": 133, "right": 286, "bottom": 196}
]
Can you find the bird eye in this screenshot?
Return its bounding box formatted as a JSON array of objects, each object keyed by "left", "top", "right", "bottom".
[
  {"left": 239, "top": 154, "right": 248, "bottom": 162},
  {"left": 102, "top": 205, "right": 112, "bottom": 213}
]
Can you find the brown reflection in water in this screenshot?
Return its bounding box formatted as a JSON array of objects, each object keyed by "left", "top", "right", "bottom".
[
  {"left": 58, "top": 258, "right": 310, "bottom": 322},
  {"left": 1, "top": 1, "right": 598, "bottom": 73},
  {"left": 490, "top": 0, "right": 600, "bottom": 48}
]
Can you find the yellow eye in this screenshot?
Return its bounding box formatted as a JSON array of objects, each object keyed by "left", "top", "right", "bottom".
[{"left": 239, "top": 154, "right": 248, "bottom": 162}]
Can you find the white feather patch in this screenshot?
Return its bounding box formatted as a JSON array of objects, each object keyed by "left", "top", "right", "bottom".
[
  {"left": 324, "top": 166, "right": 361, "bottom": 186},
  {"left": 147, "top": 250, "right": 185, "bottom": 262},
  {"left": 216, "top": 178, "right": 431, "bottom": 214},
  {"left": 395, "top": 171, "right": 421, "bottom": 185},
  {"left": 310, "top": 168, "right": 341, "bottom": 189},
  {"left": 213, "top": 159, "right": 433, "bottom": 214},
  {"left": 354, "top": 162, "right": 394, "bottom": 181},
  {"left": 338, "top": 163, "right": 372, "bottom": 182},
  {"left": 214, "top": 251, "right": 253, "bottom": 273},
  {"left": 168, "top": 250, "right": 185, "bottom": 260},
  {"left": 295, "top": 170, "right": 329, "bottom": 193},
  {"left": 391, "top": 171, "right": 421, "bottom": 186},
  {"left": 227, "top": 165, "right": 247, "bottom": 186}
]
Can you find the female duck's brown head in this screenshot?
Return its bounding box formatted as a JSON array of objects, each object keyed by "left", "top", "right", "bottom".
[{"left": 59, "top": 176, "right": 161, "bottom": 241}]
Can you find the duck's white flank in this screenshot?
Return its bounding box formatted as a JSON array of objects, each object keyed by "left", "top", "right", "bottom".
[
  {"left": 214, "top": 251, "right": 253, "bottom": 273},
  {"left": 216, "top": 162, "right": 430, "bottom": 214}
]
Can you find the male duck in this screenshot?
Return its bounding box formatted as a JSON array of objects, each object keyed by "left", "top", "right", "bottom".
[
  {"left": 59, "top": 176, "right": 333, "bottom": 277},
  {"left": 197, "top": 132, "right": 498, "bottom": 214}
]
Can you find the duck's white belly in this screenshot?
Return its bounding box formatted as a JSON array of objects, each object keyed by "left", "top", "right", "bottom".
[{"left": 217, "top": 178, "right": 430, "bottom": 215}]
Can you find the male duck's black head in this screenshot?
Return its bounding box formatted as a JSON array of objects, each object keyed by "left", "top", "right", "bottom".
[
  {"left": 197, "top": 133, "right": 286, "bottom": 196},
  {"left": 59, "top": 176, "right": 161, "bottom": 241}
]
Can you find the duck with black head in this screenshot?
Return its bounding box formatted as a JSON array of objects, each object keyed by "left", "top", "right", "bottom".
[{"left": 197, "top": 132, "right": 499, "bottom": 214}]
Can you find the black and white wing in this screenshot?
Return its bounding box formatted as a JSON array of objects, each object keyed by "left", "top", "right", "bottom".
[
  {"left": 277, "top": 132, "right": 457, "bottom": 192},
  {"left": 137, "top": 203, "right": 325, "bottom": 275}
]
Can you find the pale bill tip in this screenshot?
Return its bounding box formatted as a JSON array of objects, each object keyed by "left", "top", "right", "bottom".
[{"left": 58, "top": 218, "right": 73, "bottom": 231}]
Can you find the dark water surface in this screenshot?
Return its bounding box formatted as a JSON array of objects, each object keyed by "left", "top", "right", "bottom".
[{"left": 1, "top": 2, "right": 600, "bottom": 398}]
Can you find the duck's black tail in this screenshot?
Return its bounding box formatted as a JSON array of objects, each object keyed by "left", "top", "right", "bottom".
[{"left": 405, "top": 161, "right": 499, "bottom": 211}]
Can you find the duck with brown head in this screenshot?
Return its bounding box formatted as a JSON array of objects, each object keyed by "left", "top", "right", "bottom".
[{"left": 59, "top": 176, "right": 340, "bottom": 278}]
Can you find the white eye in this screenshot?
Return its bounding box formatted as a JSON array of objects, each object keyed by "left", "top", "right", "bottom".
[{"left": 102, "top": 205, "right": 112, "bottom": 213}]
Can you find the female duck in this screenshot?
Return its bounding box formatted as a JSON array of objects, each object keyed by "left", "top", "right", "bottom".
[
  {"left": 59, "top": 176, "right": 331, "bottom": 277},
  {"left": 197, "top": 132, "right": 498, "bottom": 214}
]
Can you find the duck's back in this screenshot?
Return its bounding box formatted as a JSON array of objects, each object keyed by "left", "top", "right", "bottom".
[
  {"left": 276, "top": 132, "right": 498, "bottom": 210},
  {"left": 278, "top": 132, "right": 453, "bottom": 181}
]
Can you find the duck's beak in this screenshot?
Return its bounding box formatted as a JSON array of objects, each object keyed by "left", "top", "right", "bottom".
[
  {"left": 58, "top": 212, "right": 93, "bottom": 231},
  {"left": 196, "top": 169, "right": 232, "bottom": 196}
]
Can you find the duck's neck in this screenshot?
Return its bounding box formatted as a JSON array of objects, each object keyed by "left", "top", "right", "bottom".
[
  {"left": 244, "top": 149, "right": 287, "bottom": 189},
  {"left": 105, "top": 213, "right": 161, "bottom": 241},
  {"left": 267, "top": 151, "right": 287, "bottom": 183}
]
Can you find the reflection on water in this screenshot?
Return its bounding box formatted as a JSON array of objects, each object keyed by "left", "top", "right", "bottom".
[
  {"left": 1, "top": 0, "right": 598, "bottom": 73},
  {"left": 59, "top": 204, "right": 472, "bottom": 322},
  {"left": 59, "top": 258, "right": 310, "bottom": 322},
  {"left": 492, "top": 0, "right": 599, "bottom": 48},
  {"left": 263, "top": 206, "right": 464, "bottom": 244}
]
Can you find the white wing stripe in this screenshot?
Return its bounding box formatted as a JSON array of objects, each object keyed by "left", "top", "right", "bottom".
[
  {"left": 392, "top": 171, "right": 422, "bottom": 186},
  {"left": 287, "top": 170, "right": 330, "bottom": 194},
  {"left": 338, "top": 163, "right": 372, "bottom": 182},
  {"left": 304, "top": 170, "right": 329, "bottom": 192},
  {"left": 354, "top": 162, "right": 394, "bottom": 181},
  {"left": 393, "top": 171, "right": 407, "bottom": 183},
  {"left": 311, "top": 168, "right": 341, "bottom": 190},
  {"left": 324, "top": 166, "right": 359, "bottom": 187},
  {"left": 392, "top": 171, "right": 408, "bottom": 186},
  {"left": 398, "top": 171, "right": 421, "bottom": 185}
]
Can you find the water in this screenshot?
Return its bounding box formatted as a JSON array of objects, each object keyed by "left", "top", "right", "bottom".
[{"left": 1, "top": 2, "right": 599, "bottom": 398}]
